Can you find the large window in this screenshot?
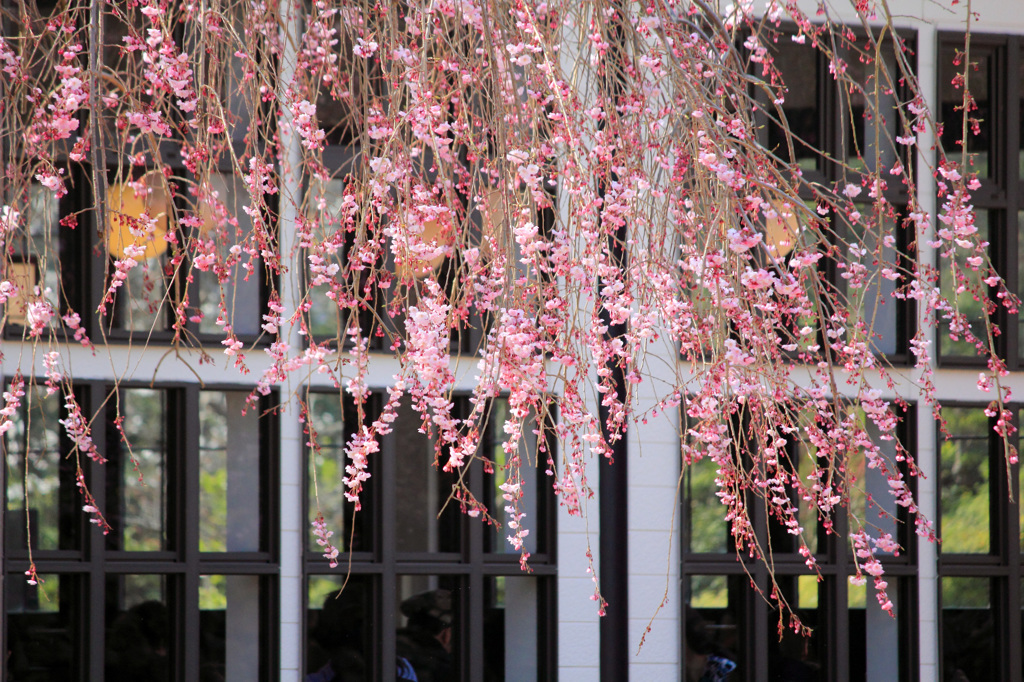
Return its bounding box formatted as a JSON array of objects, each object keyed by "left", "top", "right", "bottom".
[
  {"left": 937, "top": 35, "right": 1024, "bottom": 366},
  {"left": 754, "top": 30, "right": 917, "bottom": 362},
  {"left": 3, "top": 383, "right": 279, "bottom": 681},
  {"left": 681, "top": 406, "right": 918, "bottom": 682},
  {"left": 937, "top": 405, "right": 1024, "bottom": 681},
  {"left": 303, "top": 392, "right": 557, "bottom": 682}
]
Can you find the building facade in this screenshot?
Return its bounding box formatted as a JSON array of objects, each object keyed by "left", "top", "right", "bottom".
[{"left": 2, "top": 2, "right": 1024, "bottom": 681}]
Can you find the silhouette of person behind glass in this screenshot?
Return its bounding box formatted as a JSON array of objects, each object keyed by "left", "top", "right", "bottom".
[
  {"left": 396, "top": 589, "right": 454, "bottom": 682},
  {"left": 105, "top": 600, "right": 170, "bottom": 682},
  {"left": 685, "top": 607, "right": 737, "bottom": 682},
  {"left": 306, "top": 586, "right": 418, "bottom": 682}
]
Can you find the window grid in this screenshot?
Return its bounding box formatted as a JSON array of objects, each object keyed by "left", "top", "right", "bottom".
[
  {"left": 302, "top": 391, "right": 558, "bottom": 682},
  {"left": 681, "top": 405, "right": 919, "bottom": 682},
  {"left": 936, "top": 404, "right": 1024, "bottom": 682},
  {"left": 936, "top": 34, "right": 1024, "bottom": 367},
  {"left": 2, "top": 381, "right": 280, "bottom": 681}
]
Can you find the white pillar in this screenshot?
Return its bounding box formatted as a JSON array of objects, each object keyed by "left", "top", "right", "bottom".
[
  {"left": 277, "top": 0, "right": 305, "bottom": 679},
  {"left": 914, "top": 23, "right": 941, "bottom": 682}
]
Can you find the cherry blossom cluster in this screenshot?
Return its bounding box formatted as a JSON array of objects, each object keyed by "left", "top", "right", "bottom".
[{"left": 1, "top": 0, "right": 1011, "bottom": 628}]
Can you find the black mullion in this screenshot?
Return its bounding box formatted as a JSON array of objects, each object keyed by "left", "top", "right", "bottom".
[
  {"left": 1007, "top": 562, "right": 1023, "bottom": 682},
  {"left": 751, "top": 569, "right": 769, "bottom": 682},
  {"left": 182, "top": 386, "right": 201, "bottom": 681},
  {"left": 896, "top": 205, "right": 916, "bottom": 361},
  {"left": 87, "top": 380, "right": 108, "bottom": 682},
  {"left": 828, "top": 570, "right": 848, "bottom": 682},
  {"left": 896, "top": 574, "right": 918, "bottom": 682},
  {"left": 467, "top": 432, "right": 485, "bottom": 682},
  {"left": 991, "top": 410, "right": 1006, "bottom": 563},
  {"left": 177, "top": 561, "right": 278, "bottom": 574},
  {"left": 261, "top": 574, "right": 279, "bottom": 682},
  {"left": 833, "top": 469, "right": 852, "bottom": 682},
  {"left": 379, "top": 408, "right": 398, "bottom": 682},
  {"left": 262, "top": 392, "right": 280, "bottom": 558},
  {"left": 539, "top": 574, "right": 558, "bottom": 682}
]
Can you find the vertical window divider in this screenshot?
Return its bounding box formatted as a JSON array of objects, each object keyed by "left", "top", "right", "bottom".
[
  {"left": 467, "top": 431, "right": 486, "bottom": 682},
  {"left": 182, "top": 386, "right": 201, "bottom": 680},
  {"left": 379, "top": 413, "right": 398, "bottom": 682},
  {"left": 86, "top": 381, "right": 108, "bottom": 682},
  {"left": 262, "top": 391, "right": 280, "bottom": 558},
  {"left": 751, "top": 569, "right": 770, "bottom": 678},
  {"left": 826, "top": 569, "right": 848, "bottom": 682}
]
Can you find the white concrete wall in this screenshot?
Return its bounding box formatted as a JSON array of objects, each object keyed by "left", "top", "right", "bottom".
[{"left": 628, "top": 377, "right": 682, "bottom": 680}]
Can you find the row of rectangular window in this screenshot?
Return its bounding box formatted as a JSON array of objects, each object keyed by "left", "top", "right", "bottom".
[{"left": 3, "top": 570, "right": 554, "bottom": 681}]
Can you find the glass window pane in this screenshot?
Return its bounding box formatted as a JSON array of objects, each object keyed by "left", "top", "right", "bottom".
[
  {"left": 849, "top": 410, "right": 901, "bottom": 553},
  {"left": 5, "top": 573, "right": 82, "bottom": 681},
  {"left": 397, "top": 575, "right": 461, "bottom": 682},
  {"left": 685, "top": 575, "right": 744, "bottom": 681},
  {"left": 939, "top": 210, "right": 990, "bottom": 359},
  {"left": 766, "top": 435, "right": 820, "bottom": 556},
  {"left": 768, "top": 576, "right": 826, "bottom": 681},
  {"left": 307, "top": 392, "right": 371, "bottom": 554},
  {"left": 200, "top": 391, "right": 261, "bottom": 552},
  {"left": 8, "top": 184, "right": 61, "bottom": 331},
  {"left": 839, "top": 43, "right": 901, "bottom": 173},
  {"left": 307, "top": 575, "right": 374, "bottom": 682},
  {"left": 196, "top": 172, "right": 262, "bottom": 336},
  {"left": 304, "top": 176, "right": 376, "bottom": 342},
  {"left": 1020, "top": 49, "right": 1024, "bottom": 180},
  {"left": 940, "top": 407, "right": 991, "bottom": 554},
  {"left": 199, "top": 575, "right": 262, "bottom": 681},
  {"left": 105, "top": 574, "right": 172, "bottom": 680},
  {"left": 942, "top": 577, "right": 995, "bottom": 681},
  {"left": 765, "top": 40, "right": 821, "bottom": 172},
  {"left": 848, "top": 579, "right": 902, "bottom": 681},
  {"left": 4, "top": 385, "right": 79, "bottom": 552},
  {"left": 1018, "top": 211, "right": 1024, "bottom": 365},
  {"left": 794, "top": 440, "right": 820, "bottom": 556},
  {"left": 1019, "top": 408, "right": 1024, "bottom": 554},
  {"left": 306, "top": 177, "right": 351, "bottom": 341},
  {"left": 111, "top": 388, "right": 168, "bottom": 551},
  {"left": 483, "top": 576, "right": 540, "bottom": 682},
  {"left": 846, "top": 212, "right": 903, "bottom": 356},
  {"left": 107, "top": 172, "right": 173, "bottom": 333},
  {"left": 940, "top": 45, "right": 994, "bottom": 178},
  {"left": 394, "top": 400, "right": 461, "bottom": 554},
  {"left": 683, "top": 456, "right": 729, "bottom": 554},
  {"left": 486, "top": 399, "right": 541, "bottom": 554}
]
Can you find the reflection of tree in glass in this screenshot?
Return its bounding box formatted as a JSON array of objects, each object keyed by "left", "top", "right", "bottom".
[
  {"left": 685, "top": 457, "right": 729, "bottom": 554},
  {"left": 121, "top": 389, "right": 167, "bottom": 551},
  {"left": 6, "top": 387, "right": 63, "bottom": 550},
  {"left": 200, "top": 574, "right": 228, "bottom": 610},
  {"left": 308, "top": 394, "right": 349, "bottom": 552},
  {"left": 200, "top": 394, "right": 229, "bottom": 552},
  {"left": 939, "top": 213, "right": 990, "bottom": 358},
  {"left": 940, "top": 408, "right": 990, "bottom": 554}
]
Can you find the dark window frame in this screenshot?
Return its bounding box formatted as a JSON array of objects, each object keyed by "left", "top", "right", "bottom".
[
  {"left": 1, "top": 379, "right": 281, "bottom": 681},
  {"left": 680, "top": 402, "right": 919, "bottom": 682},
  {"left": 746, "top": 26, "right": 920, "bottom": 366},
  {"left": 302, "top": 388, "right": 558, "bottom": 682},
  {"left": 936, "top": 33, "right": 1024, "bottom": 367},
  {"left": 936, "top": 402, "right": 1024, "bottom": 682}
]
